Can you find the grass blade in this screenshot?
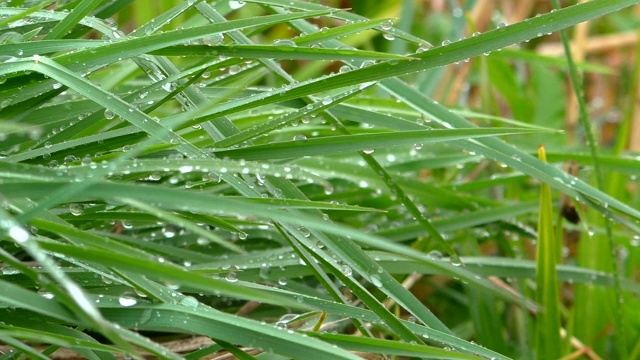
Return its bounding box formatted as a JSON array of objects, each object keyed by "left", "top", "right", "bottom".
[{"left": 535, "top": 146, "right": 562, "bottom": 359}]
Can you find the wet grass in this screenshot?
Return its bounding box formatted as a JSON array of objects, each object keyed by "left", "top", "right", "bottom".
[{"left": 0, "top": 1, "right": 639, "bottom": 359}]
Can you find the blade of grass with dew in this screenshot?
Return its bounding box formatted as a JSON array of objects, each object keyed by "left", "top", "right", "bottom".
[
  {"left": 1, "top": 181, "right": 383, "bottom": 214},
  {"left": 43, "top": 0, "right": 104, "bottom": 40},
  {"left": 66, "top": 158, "right": 332, "bottom": 190},
  {"left": 0, "top": 39, "right": 108, "bottom": 57},
  {"left": 292, "top": 18, "right": 395, "bottom": 47},
  {"left": 214, "top": 128, "right": 548, "bottom": 160},
  {"left": 149, "top": 44, "right": 412, "bottom": 61}
]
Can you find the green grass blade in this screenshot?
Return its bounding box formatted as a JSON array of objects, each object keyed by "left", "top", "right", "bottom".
[
  {"left": 535, "top": 146, "right": 562, "bottom": 359},
  {"left": 150, "top": 44, "right": 412, "bottom": 61},
  {"left": 307, "top": 333, "right": 482, "bottom": 360},
  {"left": 44, "top": 0, "right": 105, "bottom": 40},
  {"left": 214, "top": 128, "right": 546, "bottom": 160}
]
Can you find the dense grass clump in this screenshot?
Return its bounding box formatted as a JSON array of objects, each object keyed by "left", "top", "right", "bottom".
[{"left": 0, "top": 1, "right": 639, "bottom": 359}]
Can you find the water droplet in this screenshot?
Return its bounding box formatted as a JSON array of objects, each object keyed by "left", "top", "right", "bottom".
[
  {"left": 298, "top": 226, "right": 311, "bottom": 238},
  {"left": 225, "top": 272, "right": 238, "bottom": 282},
  {"left": 323, "top": 184, "right": 334, "bottom": 195},
  {"left": 8, "top": 225, "right": 29, "bottom": 244},
  {"left": 341, "top": 265, "right": 352, "bottom": 276},
  {"left": 360, "top": 60, "right": 375, "bottom": 68},
  {"left": 64, "top": 155, "right": 77, "bottom": 164},
  {"left": 201, "top": 33, "right": 224, "bottom": 46},
  {"left": 293, "top": 134, "right": 307, "bottom": 141},
  {"left": 39, "top": 291, "right": 54, "bottom": 299},
  {"left": 450, "top": 255, "right": 463, "bottom": 267},
  {"left": 275, "top": 321, "right": 287, "bottom": 329},
  {"left": 148, "top": 172, "right": 162, "bottom": 181},
  {"left": 118, "top": 293, "right": 137, "bottom": 307},
  {"left": 369, "top": 274, "right": 382, "bottom": 287},
  {"left": 259, "top": 265, "right": 270, "bottom": 280},
  {"left": 69, "top": 203, "right": 84, "bottom": 216},
  {"left": 415, "top": 44, "right": 432, "bottom": 53},
  {"left": 161, "top": 225, "right": 177, "bottom": 238},
  {"left": 229, "top": 0, "right": 245, "bottom": 9},
  {"left": 179, "top": 296, "right": 199, "bottom": 308},
  {"left": 81, "top": 155, "right": 92, "bottom": 166},
  {"left": 381, "top": 20, "right": 393, "bottom": 30},
  {"left": 553, "top": 177, "right": 565, "bottom": 185},
  {"left": 273, "top": 39, "right": 296, "bottom": 47},
  {"left": 178, "top": 165, "right": 193, "bottom": 173},
  {"left": 278, "top": 277, "right": 288, "bottom": 286},
  {"left": 363, "top": 149, "right": 375, "bottom": 154},
  {"left": 104, "top": 109, "right": 115, "bottom": 119}
]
